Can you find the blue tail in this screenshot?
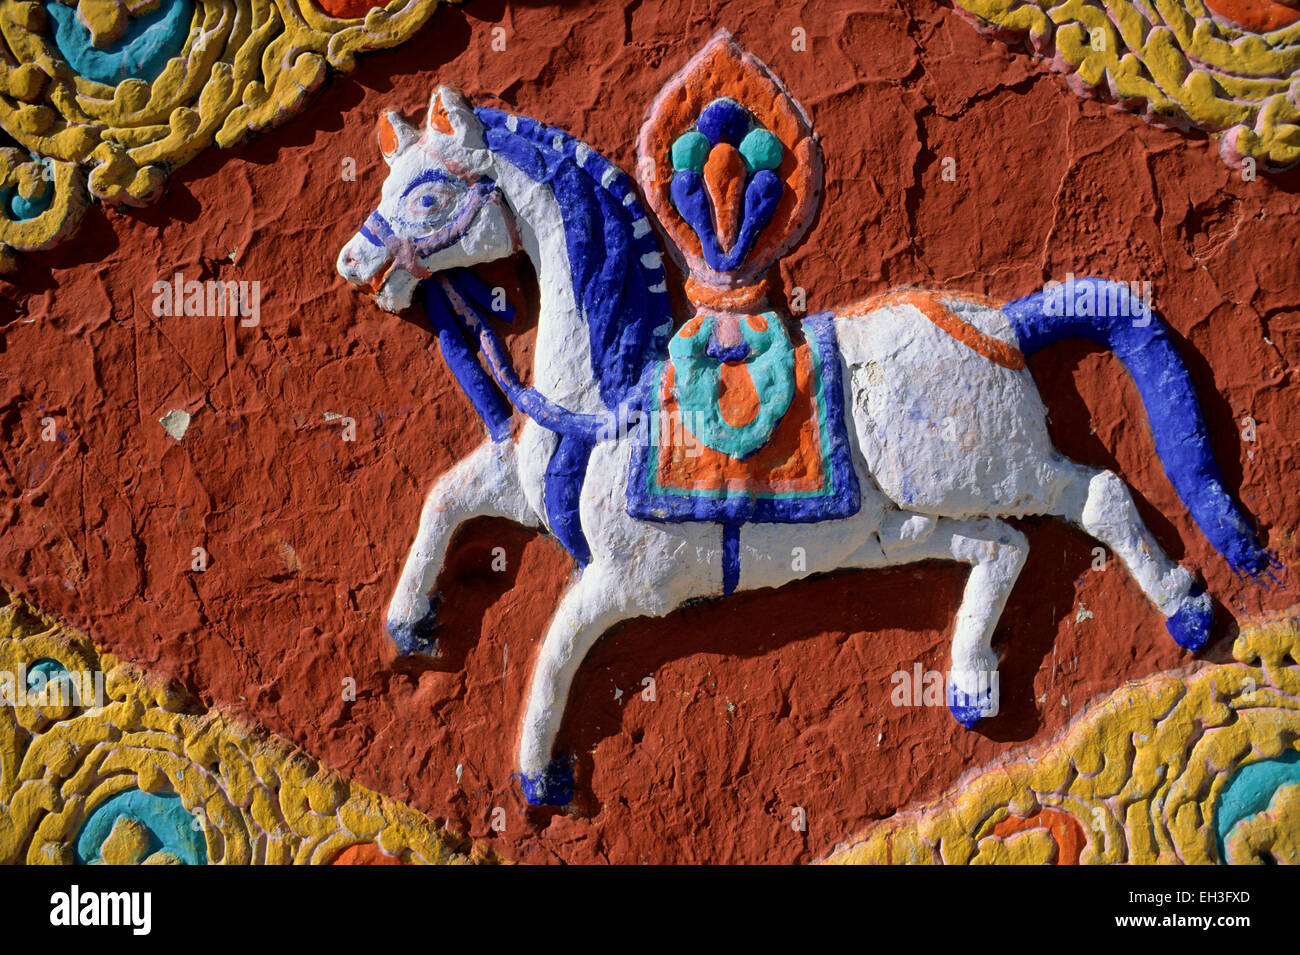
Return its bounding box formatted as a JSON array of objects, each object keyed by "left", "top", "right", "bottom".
[{"left": 1003, "top": 278, "right": 1270, "bottom": 577}]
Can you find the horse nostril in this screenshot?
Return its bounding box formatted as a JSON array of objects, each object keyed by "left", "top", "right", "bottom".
[{"left": 339, "top": 249, "right": 366, "bottom": 284}]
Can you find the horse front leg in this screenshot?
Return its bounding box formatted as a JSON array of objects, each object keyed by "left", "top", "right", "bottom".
[
  {"left": 385, "top": 438, "right": 535, "bottom": 655},
  {"left": 516, "top": 566, "right": 647, "bottom": 806}
]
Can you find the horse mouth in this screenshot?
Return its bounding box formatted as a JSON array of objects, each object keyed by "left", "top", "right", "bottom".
[
  {"left": 368, "top": 264, "right": 419, "bottom": 312},
  {"left": 366, "top": 260, "right": 398, "bottom": 294}
]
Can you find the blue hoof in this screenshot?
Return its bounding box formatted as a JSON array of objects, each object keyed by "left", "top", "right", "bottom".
[
  {"left": 1166, "top": 586, "right": 1213, "bottom": 653},
  {"left": 948, "top": 700, "right": 985, "bottom": 728},
  {"left": 947, "top": 684, "right": 996, "bottom": 728},
  {"left": 520, "top": 757, "right": 574, "bottom": 807},
  {"left": 385, "top": 612, "right": 438, "bottom": 657}
]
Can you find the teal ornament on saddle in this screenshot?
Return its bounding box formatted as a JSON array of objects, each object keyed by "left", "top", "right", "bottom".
[
  {"left": 669, "top": 311, "right": 794, "bottom": 459},
  {"left": 627, "top": 311, "right": 860, "bottom": 527}
]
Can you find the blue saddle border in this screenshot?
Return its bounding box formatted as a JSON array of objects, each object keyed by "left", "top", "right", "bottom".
[{"left": 626, "top": 311, "right": 861, "bottom": 525}]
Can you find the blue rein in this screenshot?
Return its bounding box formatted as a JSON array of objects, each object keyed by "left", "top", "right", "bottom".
[
  {"left": 420, "top": 272, "right": 640, "bottom": 444},
  {"left": 420, "top": 271, "right": 633, "bottom": 569},
  {"left": 359, "top": 182, "right": 634, "bottom": 442}
]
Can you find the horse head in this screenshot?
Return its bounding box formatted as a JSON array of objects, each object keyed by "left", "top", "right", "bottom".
[{"left": 337, "top": 86, "right": 518, "bottom": 312}]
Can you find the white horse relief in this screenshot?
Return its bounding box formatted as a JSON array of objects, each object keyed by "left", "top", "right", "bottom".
[{"left": 336, "top": 41, "right": 1270, "bottom": 806}]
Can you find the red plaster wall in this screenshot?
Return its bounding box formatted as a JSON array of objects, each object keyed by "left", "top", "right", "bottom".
[{"left": 2, "top": 0, "right": 1298, "bottom": 864}]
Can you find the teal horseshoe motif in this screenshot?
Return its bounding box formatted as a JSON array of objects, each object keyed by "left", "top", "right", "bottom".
[{"left": 668, "top": 311, "right": 795, "bottom": 459}]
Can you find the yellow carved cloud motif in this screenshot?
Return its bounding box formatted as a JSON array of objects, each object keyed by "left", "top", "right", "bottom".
[
  {"left": 824, "top": 612, "right": 1300, "bottom": 865},
  {"left": 951, "top": 0, "right": 1300, "bottom": 169},
  {"left": 0, "top": 0, "right": 456, "bottom": 269}
]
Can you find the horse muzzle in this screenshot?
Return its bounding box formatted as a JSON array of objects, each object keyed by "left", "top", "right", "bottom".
[
  {"left": 337, "top": 237, "right": 386, "bottom": 288},
  {"left": 337, "top": 238, "right": 421, "bottom": 312}
]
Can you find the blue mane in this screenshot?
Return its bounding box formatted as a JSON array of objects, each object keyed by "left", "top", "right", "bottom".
[{"left": 476, "top": 107, "right": 673, "bottom": 411}]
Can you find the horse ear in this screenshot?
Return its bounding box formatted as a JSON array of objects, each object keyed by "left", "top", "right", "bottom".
[
  {"left": 378, "top": 111, "right": 416, "bottom": 164},
  {"left": 427, "top": 86, "right": 484, "bottom": 149}
]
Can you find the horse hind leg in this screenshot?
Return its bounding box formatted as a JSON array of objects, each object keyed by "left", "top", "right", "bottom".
[
  {"left": 938, "top": 518, "right": 1028, "bottom": 727},
  {"left": 1050, "top": 461, "right": 1210, "bottom": 650},
  {"left": 862, "top": 512, "right": 1028, "bottom": 727}
]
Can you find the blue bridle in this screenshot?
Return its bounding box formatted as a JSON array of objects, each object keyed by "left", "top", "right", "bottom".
[
  {"left": 357, "top": 167, "right": 639, "bottom": 443},
  {"left": 359, "top": 178, "right": 500, "bottom": 280}
]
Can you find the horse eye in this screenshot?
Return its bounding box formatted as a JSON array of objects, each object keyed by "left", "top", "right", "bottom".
[{"left": 411, "top": 184, "right": 456, "bottom": 215}]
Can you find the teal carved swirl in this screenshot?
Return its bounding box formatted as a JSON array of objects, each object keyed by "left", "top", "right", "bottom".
[
  {"left": 45, "top": 0, "right": 195, "bottom": 86},
  {"left": 669, "top": 312, "right": 795, "bottom": 459}
]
